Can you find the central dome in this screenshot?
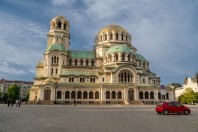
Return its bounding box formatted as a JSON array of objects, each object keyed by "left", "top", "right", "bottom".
[{"left": 98, "top": 24, "right": 128, "bottom": 35}]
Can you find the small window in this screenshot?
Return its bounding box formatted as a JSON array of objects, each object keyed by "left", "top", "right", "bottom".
[{"left": 57, "top": 22, "right": 61, "bottom": 29}]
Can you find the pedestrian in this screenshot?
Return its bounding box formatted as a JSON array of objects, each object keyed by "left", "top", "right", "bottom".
[
  {"left": 16, "top": 99, "right": 19, "bottom": 107},
  {"left": 7, "top": 100, "right": 10, "bottom": 107},
  {"left": 74, "top": 99, "right": 76, "bottom": 106},
  {"left": 18, "top": 99, "right": 21, "bottom": 107}
]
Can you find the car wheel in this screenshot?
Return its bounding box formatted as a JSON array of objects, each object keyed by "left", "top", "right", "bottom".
[
  {"left": 157, "top": 112, "right": 162, "bottom": 114},
  {"left": 163, "top": 110, "right": 169, "bottom": 115},
  {"left": 184, "top": 110, "right": 189, "bottom": 115}
]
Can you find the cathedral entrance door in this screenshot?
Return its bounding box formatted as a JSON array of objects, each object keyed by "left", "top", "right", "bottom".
[
  {"left": 128, "top": 88, "right": 134, "bottom": 101},
  {"left": 44, "top": 89, "right": 51, "bottom": 100}
]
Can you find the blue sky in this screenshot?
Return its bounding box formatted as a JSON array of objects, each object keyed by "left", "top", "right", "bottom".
[{"left": 0, "top": 0, "right": 198, "bottom": 85}]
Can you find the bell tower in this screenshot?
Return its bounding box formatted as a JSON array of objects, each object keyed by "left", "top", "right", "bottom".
[{"left": 47, "top": 16, "right": 70, "bottom": 51}]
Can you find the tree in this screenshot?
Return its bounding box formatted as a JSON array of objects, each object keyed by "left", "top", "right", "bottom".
[
  {"left": 1, "top": 92, "right": 8, "bottom": 103},
  {"left": 178, "top": 88, "right": 198, "bottom": 104},
  {"left": 7, "top": 84, "right": 20, "bottom": 100}
]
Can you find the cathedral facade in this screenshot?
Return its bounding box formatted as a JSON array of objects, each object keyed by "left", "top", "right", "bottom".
[{"left": 29, "top": 16, "right": 174, "bottom": 104}]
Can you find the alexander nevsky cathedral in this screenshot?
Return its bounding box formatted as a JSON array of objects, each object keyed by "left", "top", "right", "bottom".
[{"left": 29, "top": 16, "right": 174, "bottom": 104}]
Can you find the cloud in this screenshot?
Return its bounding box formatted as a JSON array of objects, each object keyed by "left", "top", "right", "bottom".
[{"left": 0, "top": 12, "right": 47, "bottom": 80}]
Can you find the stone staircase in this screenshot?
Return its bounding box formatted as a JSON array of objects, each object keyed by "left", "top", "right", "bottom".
[{"left": 128, "top": 101, "right": 144, "bottom": 105}]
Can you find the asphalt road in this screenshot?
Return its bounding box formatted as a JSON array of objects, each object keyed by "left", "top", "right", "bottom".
[{"left": 0, "top": 104, "right": 198, "bottom": 132}]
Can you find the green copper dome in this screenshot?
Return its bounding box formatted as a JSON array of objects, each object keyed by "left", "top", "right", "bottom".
[
  {"left": 136, "top": 54, "right": 147, "bottom": 61},
  {"left": 46, "top": 43, "right": 67, "bottom": 52},
  {"left": 106, "top": 44, "right": 133, "bottom": 54}
]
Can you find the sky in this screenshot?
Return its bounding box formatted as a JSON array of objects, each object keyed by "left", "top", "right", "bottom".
[{"left": 0, "top": 0, "right": 198, "bottom": 85}]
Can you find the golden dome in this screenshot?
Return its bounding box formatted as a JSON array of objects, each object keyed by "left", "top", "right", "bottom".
[{"left": 98, "top": 24, "right": 128, "bottom": 35}]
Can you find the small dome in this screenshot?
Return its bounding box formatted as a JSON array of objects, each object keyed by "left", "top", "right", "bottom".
[
  {"left": 50, "top": 16, "right": 70, "bottom": 31},
  {"left": 98, "top": 24, "right": 128, "bottom": 35},
  {"left": 136, "top": 54, "right": 147, "bottom": 61},
  {"left": 106, "top": 44, "right": 133, "bottom": 54},
  {"left": 43, "top": 77, "right": 56, "bottom": 84},
  {"left": 36, "top": 60, "right": 44, "bottom": 68}
]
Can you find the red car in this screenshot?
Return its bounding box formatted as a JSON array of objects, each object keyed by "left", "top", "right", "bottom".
[{"left": 155, "top": 101, "right": 191, "bottom": 115}]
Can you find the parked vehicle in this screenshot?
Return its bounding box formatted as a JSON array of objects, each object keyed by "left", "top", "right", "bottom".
[{"left": 155, "top": 101, "right": 191, "bottom": 115}]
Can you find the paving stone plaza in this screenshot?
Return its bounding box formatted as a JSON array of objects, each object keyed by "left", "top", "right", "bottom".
[{"left": 0, "top": 104, "right": 198, "bottom": 132}]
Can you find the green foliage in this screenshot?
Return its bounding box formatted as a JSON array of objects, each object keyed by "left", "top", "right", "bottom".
[
  {"left": 25, "top": 92, "right": 29, "bottom": 101},
  {"left": 7, "top": 84, "right": 20, "bottom": 100},
  {"left": 178, "top": 88, "right": 198, "bottom": 104}
]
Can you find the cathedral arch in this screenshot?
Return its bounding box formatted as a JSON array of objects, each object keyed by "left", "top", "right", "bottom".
[
  {"left": 106, "top": 91, "right": 110, "bottom": 99},
  {"left": 89, "top": 91, "right": 94, "bottom": 99},
  {"left": 65, "top": 91, "right": 70, "bottom": 99},
  {"left": 44, "top": 87, "right": 51, "bottom": 101},
  {"left": 57, "top": 91, "right": 62, "bottom": 99},
  {"left": 145, "top": 91, "right": 149, "bottom": 99},
  {"left": 77, "top": 91, "right": 82, "bottom": 99},
  {"left": 139, "top": 91, "right": 143, "bottom": 99},
  {"left": 83, "top": 91, "right": 88, "bottom": 99},
  {"left": 57, "top": 21, "right": 61, "bottom": 29},
  {"left": 95, "top": 91, "right": 99, "bottom": 99},
  {"left": 112, "top": 91, "right": 116, "bottom": 99},
  {"left": 150, "top": 91, "right": 154, "bottom": 99},
  {"left": 117, "top": 91, "right": 122, "bottom": 99},
  {"left": 71, "top": 91, "right": 76, "bottom": 99}
]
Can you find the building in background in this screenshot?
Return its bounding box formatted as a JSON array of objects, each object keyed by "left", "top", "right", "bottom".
[
  {"left": 175, "top": 73, "right": 198, "bottom": 99},
  {"left": 29, "top": 16, "right": 174, "bottom": 104},
  {"left": 0, "top": 79, "right": 33, "bottom": 99}
]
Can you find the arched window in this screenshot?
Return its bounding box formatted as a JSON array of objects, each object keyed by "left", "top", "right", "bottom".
[
  {"left": 83, "top": 91, "right": 88, "bottom": 99},
  {"left": 57, "top": 91, "right": 62, "bottom": 99},
  {"left": 122, "top": 53, "right": 125, "bottom": 61},
  {"left": 80, "top": 59, "right": 83, "bottom": 66},
  {"left": 115, "top": 53, "right": 118, "bottom": 61},
  {"left": 118, "top": 70, "right": 133, "bottom": 83},
  {"left": 86, "top": 59, "right": 89, "bottom": 66},
  {"left": 143, "top": 78, "right": 145, "bottom": 83},
  {"left": 57, "top": 22, "right": 61, "bottom": 29},
  {"left": 80, "top": 77, "right": 85, "bottom": 82},
  {"left": 64, "top": 23, "right": 66, "bottom": 30},
  {"left": 77, "top": 91, "right": 82, "bottom": 99},
  {"left": 55, "top": 68, "right": 58, "bottom": 74},
  {"left": 51, "top": 57, "right": 54, "bottom": 64},
  {"left": 126, "top": 36, "right": 128, "bottom": 41},
  {"left": 95, "top": 91, "right": 99, "bottom": 99},
  {"left": 104, "top": 34, "right": 107, "bottom": 40},
  {"left": 89, "top": 91, "right": 93, "bottom": 99},
  {"left": 150, "top": 91, "right": 154, "bottom": 99},
  {"left": 91, "top": 59, "right": 94, "bottom": 66},
  {"left": 158, "top": 92, "right": 161, "bottom": 100},
  {"left": 71, "top": 91, "right": 76, "bottom": 99},
  {"left": 121, "top": 34, "right": 124, "bottom": 40},
  {"left": 128, "top": 54, "right": 131, "bottom": 61},
  {"left": 106, "top": 91, "right": 110, "bottom": 99},
  {"left": 139, "top": 91, "right": 143, "bottom": 99},
  {"left": 69, "top": 59, "right": 72, "bottom": 65},
  {"left": 75, "top": 59, "right": 78, "bottom": 66},
  {"left": 117, "top": 91, "right": 122, "bottom": 99},
  {"left": 65, "top": 91, "right": 70, "bottom": 99},
  {"left": 116, "top": 33, "right": 119, "bottom": 40},
  {"left": 145, "top": 91, "right": 149, "bottom": 99},
  {"left": 51, "top": 68, "right": 53, "bottom": 75},
  {"left": 112, "top": 91, "right": 116, "bottom": 99},
  {"left": 100, "top": 36, "right": 102, "bottom": 42}
]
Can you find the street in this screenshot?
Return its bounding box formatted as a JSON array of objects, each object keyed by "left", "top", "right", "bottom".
[{"left": 0, "top": 104, "right": 197, "bottom": 132}]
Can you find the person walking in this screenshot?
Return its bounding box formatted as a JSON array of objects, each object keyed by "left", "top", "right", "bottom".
[
  {"left": 16, "top": 99, "right": 19, "bottom": 107},
  {"left": 18, "top": 99, "right": 21, "bottom": 107}
]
